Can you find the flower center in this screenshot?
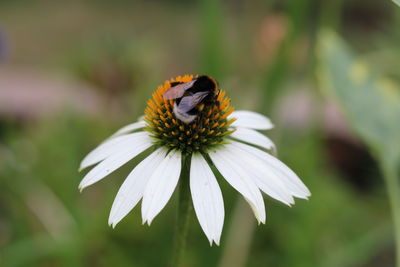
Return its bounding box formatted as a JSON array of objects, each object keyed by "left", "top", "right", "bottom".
[{"left": 144, "top": 75, "right": 235, "bottom": 153}]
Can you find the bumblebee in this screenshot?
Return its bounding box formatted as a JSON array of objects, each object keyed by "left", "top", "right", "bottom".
[{"left": 163, "top": 75, "right": 220, "bottom": 123}]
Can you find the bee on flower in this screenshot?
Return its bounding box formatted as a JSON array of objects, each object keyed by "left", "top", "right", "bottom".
[{"left": 79, "top": 74, "right": 310, "bottom": 245}]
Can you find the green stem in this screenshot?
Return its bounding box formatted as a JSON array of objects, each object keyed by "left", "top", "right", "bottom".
[
  {"left": 170, "top": 154, "right": 192, "bottom": 267},
  {"left": 382, "top": 160, "right": 400, "bottom": 266}
]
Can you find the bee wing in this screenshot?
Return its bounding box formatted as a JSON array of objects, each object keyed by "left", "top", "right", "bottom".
[
  {"left": 163, "top": 79, "right": 197, "bottom": 99},
  {"left": 177, "top": 91, "right": 209, "bottom": 113}
]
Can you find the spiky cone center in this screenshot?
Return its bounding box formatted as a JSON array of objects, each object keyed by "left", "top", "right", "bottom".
[{"left": 144, "top": 75, "right": 235, "bottom": 154}]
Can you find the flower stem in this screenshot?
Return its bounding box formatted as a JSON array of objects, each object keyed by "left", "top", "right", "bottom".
[
  {"left": 382, "top": 160, "right": 400, "bottom": 266},
  {"left": 170, "top": 154, "right": 192, "bottom": 267}
]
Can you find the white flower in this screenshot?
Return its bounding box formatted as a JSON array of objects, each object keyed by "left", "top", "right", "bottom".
[{"left": 79, "top": 75, "right": 310, "bottom": 245}]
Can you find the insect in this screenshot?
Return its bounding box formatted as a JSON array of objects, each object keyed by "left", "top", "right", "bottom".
[{"left": 163, "top": 75, "right": 220, "bottom": 123}]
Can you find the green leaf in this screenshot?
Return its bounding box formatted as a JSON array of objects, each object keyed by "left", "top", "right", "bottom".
[
  {"left": 317, "top": 31, "right": 400, "bottom": 165},
  {"left": 317, "top": 30, "right": 400, "bottom": 266},
  {"left": 393, "top": 0, "right": 400, "bottom": 7}
]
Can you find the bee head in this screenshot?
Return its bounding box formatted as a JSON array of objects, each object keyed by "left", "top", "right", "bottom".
[{"left": 194, "top": 75, "right": 219, "bottom": 94}]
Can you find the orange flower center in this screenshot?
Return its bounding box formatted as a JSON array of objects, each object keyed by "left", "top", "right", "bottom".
[{"left": 144, "top": 75, "right": 235, "bottom": 153}]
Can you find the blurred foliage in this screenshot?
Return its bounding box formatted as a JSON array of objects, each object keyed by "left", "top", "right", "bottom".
[
  {"left": 317, "top": 30, "right": 400, "bottom": 266},
  {"left": 318, "top": 31, "right": 400, "bottom": 165},
  {"left": 69, "top": 39, "right": 142, "bottom": 97},
  {"left": 0, "top": 0, "right": 400, "bottom": 266}
]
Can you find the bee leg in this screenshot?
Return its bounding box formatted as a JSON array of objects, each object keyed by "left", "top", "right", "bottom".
[
  {"left": 198, "top": 112, "right": 204, "bottom": 131},
  {"left": 195, "top": 111, "right": 204, "bottom": 136}
]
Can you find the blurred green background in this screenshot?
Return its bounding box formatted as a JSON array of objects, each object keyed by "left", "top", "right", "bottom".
[{"left": 1, "top": 0, "right": 400, "bottom": 266}]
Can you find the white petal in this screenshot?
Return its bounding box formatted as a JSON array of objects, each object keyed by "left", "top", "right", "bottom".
[
  {"left": 109, "top": 121, "right": 146, "bottom": 139},
  {"left": 209, "top": 148, "right": 266, "bottom": 224},
  {"left": 230, "top": 127, "right": 275, "bottom": 150},
  {"left": 78, "top": 136, "right": 153, "bottom": 191},
  {"left": 141, "top": 150, "right": 182, "bottom": 225},
  {"left": 79, "top": 132, "right": 149, "bottom": 171},
  {"left": 231, "top": 141, "right": 310, "bottom": 199},
  {"left": 108, "top": 148, "right": 167, "bottom": 227},
  {"left": 224, "top": 144, "right": 294, "bottom": 205},
  {"left": 190, "top": 154, "right": 224, "bottom": 245},
  {"left": 230, "top": 110, "right": 274, "bottom": 130}
]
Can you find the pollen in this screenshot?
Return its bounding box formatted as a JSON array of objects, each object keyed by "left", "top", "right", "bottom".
[{"left": 144, "top": 75, "right": 235, "bottom": 153}]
